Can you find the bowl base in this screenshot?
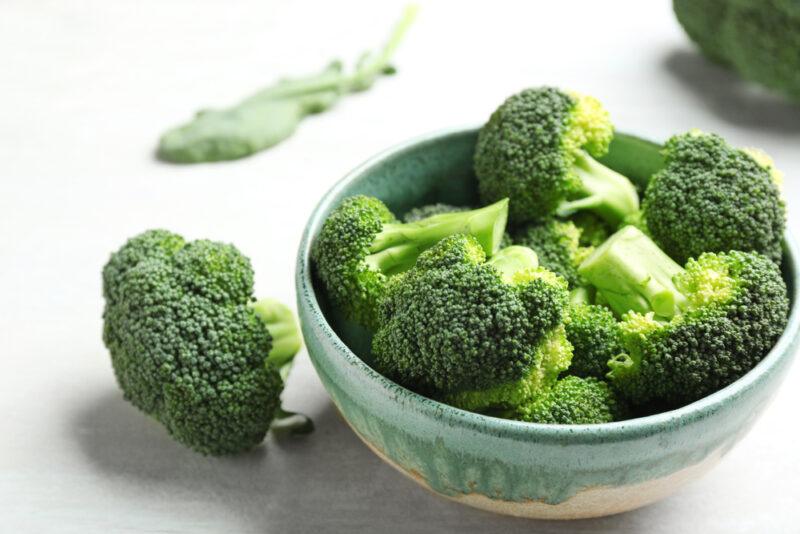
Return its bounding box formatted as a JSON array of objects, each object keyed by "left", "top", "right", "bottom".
[{"left": 349, "top": 420, "right": 723, "bottom": 520}]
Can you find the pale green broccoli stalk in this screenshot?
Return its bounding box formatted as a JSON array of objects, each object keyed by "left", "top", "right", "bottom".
[
  {"left": 475, "top": 87, "right": 639, "bottom": 225},
  {"left": 312, "top": 195, "right": 509, "bottom": 330},
  {"left": 102, "top": 230, "right": 308, "bottom": 455}
]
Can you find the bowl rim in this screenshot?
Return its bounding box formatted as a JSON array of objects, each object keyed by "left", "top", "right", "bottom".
[{"left": 296, "top": 126, "right": 800, "bottom": 443}]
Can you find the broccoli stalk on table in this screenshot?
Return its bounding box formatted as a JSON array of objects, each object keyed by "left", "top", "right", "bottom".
[
  {"left": 578, "top": 225, "right": 789, "bottom": 408},
  {"left": 312, "top": 196, "right": 509, "bottom": 330},
  {"left": 102, "top": 229, "right": 309, "bottom": 456},
  {"left": 475, "top": 87, "right": 640, "bottom": 225}
]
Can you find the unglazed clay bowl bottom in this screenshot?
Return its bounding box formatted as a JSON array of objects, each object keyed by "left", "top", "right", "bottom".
[{"left": 296, "top": 128, "right": 800, "bottom": 519}]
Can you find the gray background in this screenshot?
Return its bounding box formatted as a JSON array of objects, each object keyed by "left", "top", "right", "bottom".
[{"left": 2, "top": 0, "right": 798, "bottom": 532}]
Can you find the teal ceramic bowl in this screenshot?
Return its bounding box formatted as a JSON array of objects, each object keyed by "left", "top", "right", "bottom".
[{"left": 296, "top": 128, "right": 800, "bottom": 519}]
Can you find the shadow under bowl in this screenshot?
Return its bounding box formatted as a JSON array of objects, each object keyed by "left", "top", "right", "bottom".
[{"left": 295, "top": 127, "right": 800, "bottom": 519}]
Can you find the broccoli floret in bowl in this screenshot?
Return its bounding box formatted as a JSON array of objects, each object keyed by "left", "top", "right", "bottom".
[{"left": 299, "top": 127, "right": 798, "bottom": 519}]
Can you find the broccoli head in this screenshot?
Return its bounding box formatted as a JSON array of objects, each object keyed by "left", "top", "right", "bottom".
[
  {"left": 474, "top": 87, "right": 639, "bottom": 225},
  {"left": 510, "top": 376, "right": 627, "bottom": 425},
  {"left": 579, "top": 226, "right": 789, "bottom": 407},
  {"left": 512, "top": 218, "right": 593, "bottom": 288},
  {"left": 312, "top": 195, "right": 509, "bottom": 329},
  {"left": 564, "top": 302, "right": 625, "bottom": 380},
  {"left": 643, "top": 130, "right": 786, "bottom": 264},
  {"left": 102, "top": 229, "right": 305, "bottom": 455},
  {"left": 372, "top": 235, "right": 569, "bottom": 397}
]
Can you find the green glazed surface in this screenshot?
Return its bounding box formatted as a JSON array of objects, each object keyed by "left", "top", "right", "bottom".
[{"left": 296, "top": 128, "right": 799, "bottom": 510}]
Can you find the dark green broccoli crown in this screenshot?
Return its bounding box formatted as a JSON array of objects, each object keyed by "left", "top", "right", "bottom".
[
  {"left": 403, "top": 203, "right": 466, "bottom": 223},
  {"left": 514, "top": 376, "right": 626, "bottom": 425},
  {"left": 722, "top": 0, "right": 800, "bottom": 99},
  {"left": 311, "top": 195, "right": 395, "bottom": 329},
  {"left": 609, "top": 250, "right": 789, "bottom": 407},
  {"left": 372, "top": 235, "right": 569, "bottom": 395},
  {"left": 565, "top": 303, "right": 624, "bottom": 380},
  {"left": 474, "top": 87, "right": 635, "bottom": 226},
  {"left": 644, "top": 131, "right": 786, "bottom": 264},
  {"left": 475, "top": 87, "right": 580, "bottom": 221},
  {"left": 102, "top": 229, "right": 282, "bottom": 455},
  {"left": 512, "top": 218, "right": 589, "bottom": 287},
  {"left": 673, "top": 0, "right": 732, "bottom": 64}
]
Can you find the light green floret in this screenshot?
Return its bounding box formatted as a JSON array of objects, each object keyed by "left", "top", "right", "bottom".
[
  {"left": 511, "top": 376, "right": 626, "bottom": 425},
  {"left": 445, "top": 325, "right": 573, "bottom": 413},
  {"left": 312, "top": 195, "right": 509, "bottom": 330}
]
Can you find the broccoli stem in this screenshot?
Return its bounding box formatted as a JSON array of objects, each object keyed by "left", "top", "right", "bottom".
[
  {"left": 486, "top": 245, "right": 539, "bottom": 282},
  {"left": 251, "top": 299, "right": 303, "bottom": 373},
  {"left": 365, "top": 198, "right": 509, "bottom": 274},
  {"left": 557, "top": 150, "right": 640, "bottom": 226},
  {"left": 578, "top": 226, "right": 687, "bottom": 319}
]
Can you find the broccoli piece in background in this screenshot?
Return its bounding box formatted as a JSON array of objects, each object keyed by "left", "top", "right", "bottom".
[
  {"left": 475, "top": 87, "right": 639, "bottom": 225},
  {"left": 571, "top": 212, "right": 612, "bottom": 248},
  {"left": 372, "top": 235, "right": 569, "bottom": 397},
  {"left": 102, "top": 230, "right": 306, "bottom": 455},
  {"left": 564, "top": 302, "right": 625, "bottom": 380},
  {"left": 673, "top": 0, "right": 732, "bottom": 65},
  {"left": 579, "top": 226, "right": 789, "bottom": 407},
  {"left": 510, "top": 376, "right": 627, "bottom": 425},
  {"left": 312, "top": 195, "right": 509, "bottom": 330},
  {"left": 675, "top": 0, "right": 800, "bottom": 101},
  {"left": 512, "top": 218, "right": 592, "bottom": 288},
  {"left": 403, "top": 203, "right": 468, "bottom": 223},
  {"left": 643, "top": 130, "right": 786, "bottom": 264}
]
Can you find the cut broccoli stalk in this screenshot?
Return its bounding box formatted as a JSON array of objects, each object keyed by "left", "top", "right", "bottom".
[
  {"left": 578, "top": 226, "right": 687, "bottom": 319},
  {"left": 557, "top": 151, "right": 641, "bottom": 226},
  {"left": 486, "top": 245, "right": 539, "bottom": 282},
  {"left": 251, "top": 298, "right": 303, "bottom": 375},
  {"left": 365, "top": 198, "right": 509, "bottom": 275}
]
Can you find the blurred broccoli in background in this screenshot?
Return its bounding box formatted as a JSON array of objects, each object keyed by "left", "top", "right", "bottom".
[{"left": 674, "top": 0, "right": 800, "bottom": 101}]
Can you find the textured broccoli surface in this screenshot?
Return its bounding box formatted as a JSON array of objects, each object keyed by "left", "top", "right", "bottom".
[
  {"left": 445, "top": 325, "right": 573, "bottom": 413},
  {"left": 474, "top": 87, "right": 639, "bottom": 225},
  {"left": 643, "top": 131, "right": 786, "bottom": 264},
  {"left": 511, "top": 376, "right": 626, "bottom": 425},
  {"left": 102, "top": 230, "right": 304, "bottom": 455},
  {"left": 675, "top": 0, "right": 800, "bottom": 100},
  {"left": 512, "top": 218, "right": 592, "bottom": 288},
  {"left": 564, "top": 303, "right": 625, "bottom": 380},
  {"left": 579, "top": 226, "right": 789, "bottom": 407},
  {"left": 571, "top": 212, "right": 612, "bottom": 248},
  {"left": 372, "top": 235, "right": 569, "bottom": 397},
  {"left": 673, "top": 0, "right": 731, "bottom": 64},
  {"left": 312, "top": 195, "right": 508, "bottom": 329}
]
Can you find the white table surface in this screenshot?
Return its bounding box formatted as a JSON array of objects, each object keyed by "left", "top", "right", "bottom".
[{"left": 2, "top": 1, "right": 799, "bottom": 532}]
